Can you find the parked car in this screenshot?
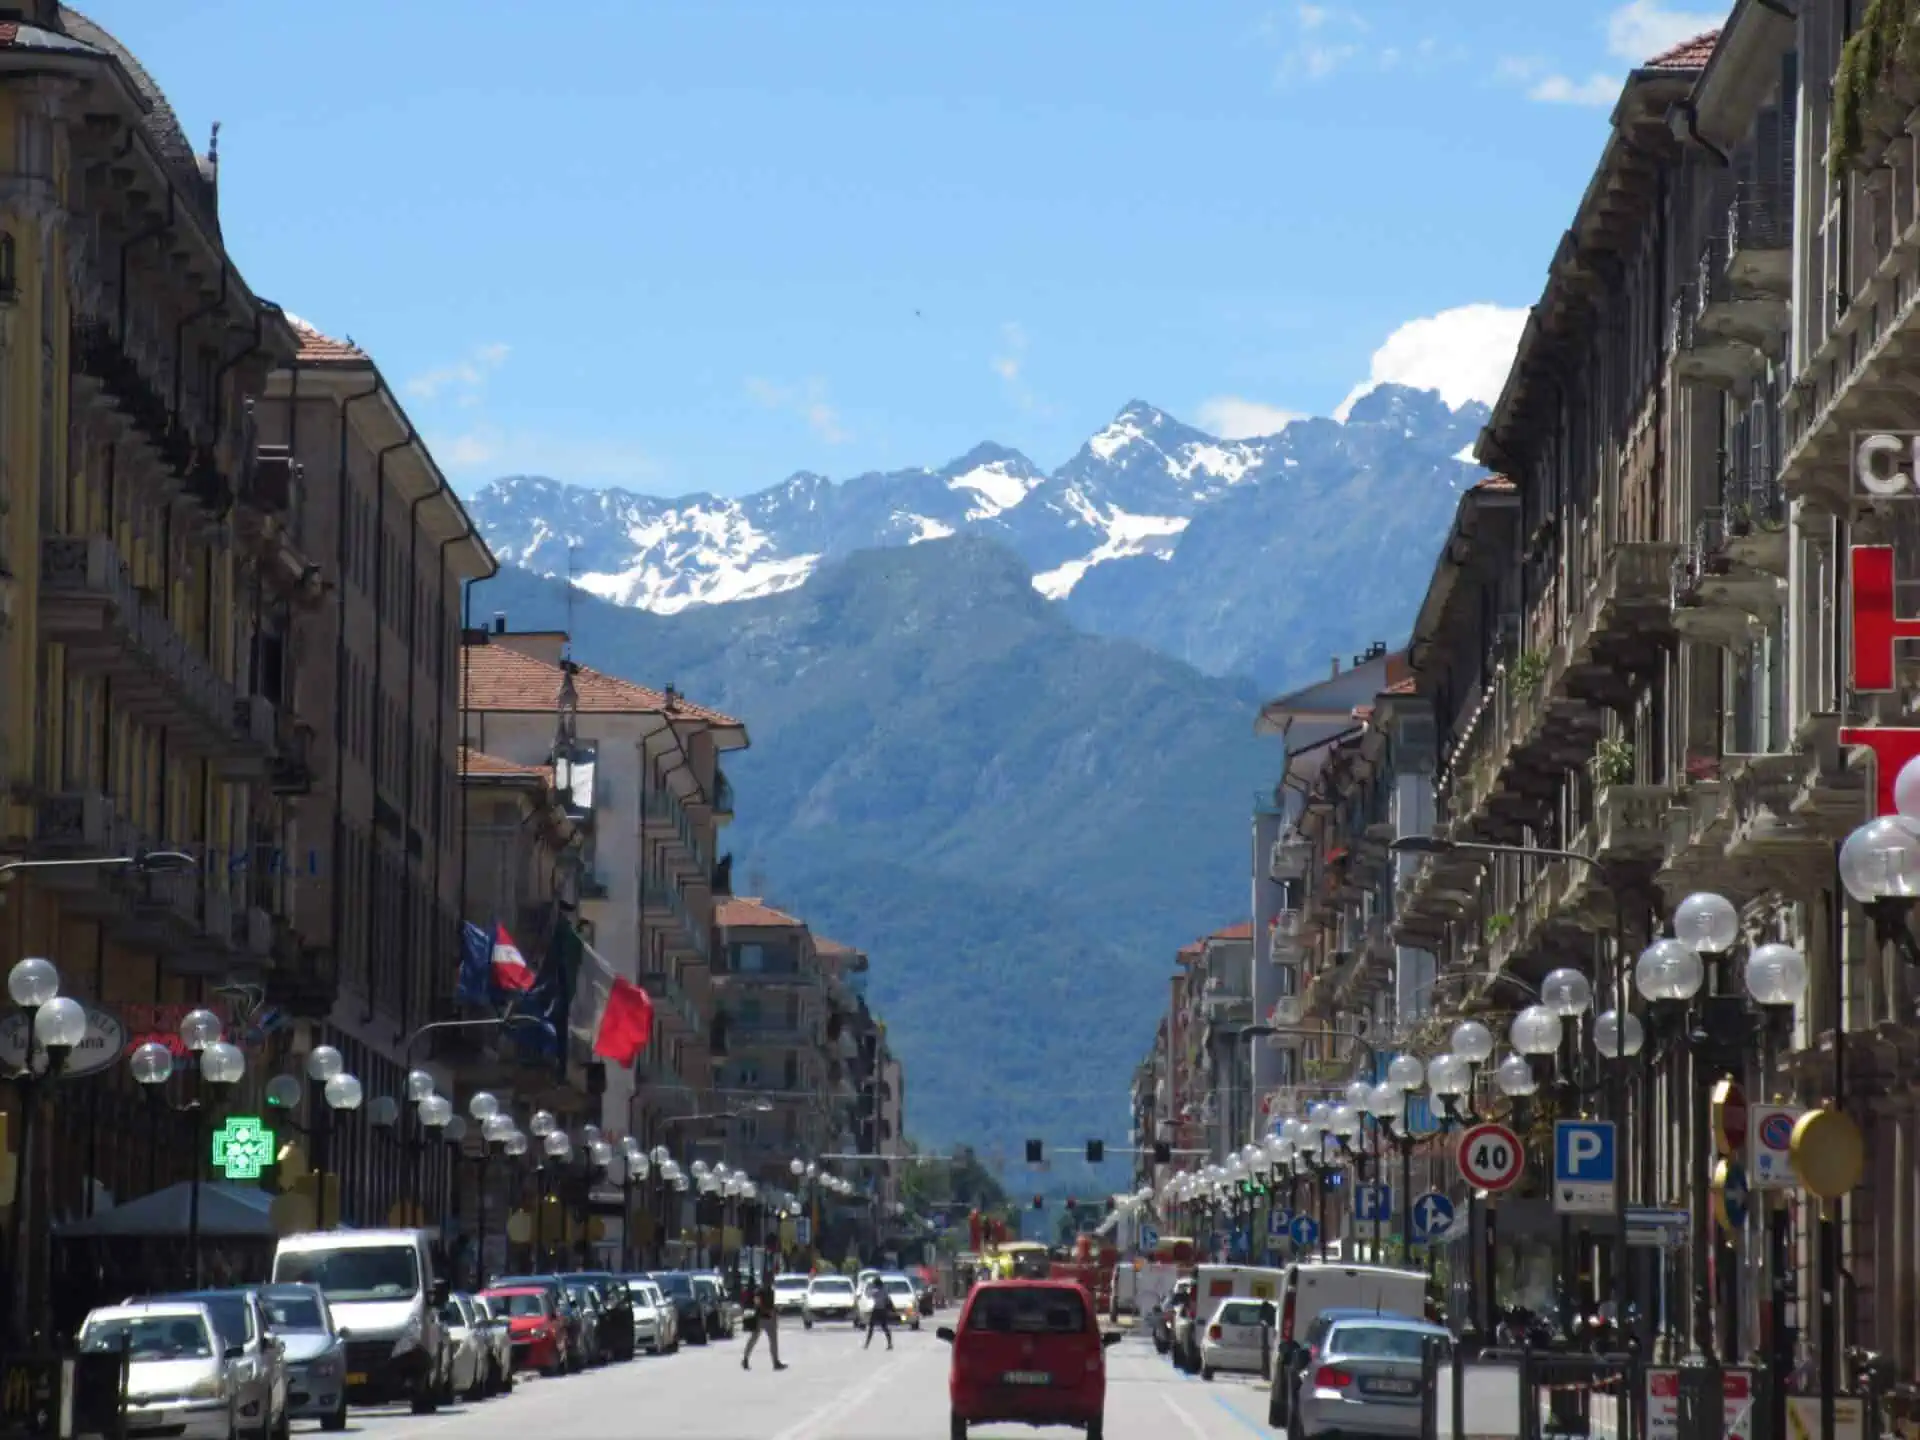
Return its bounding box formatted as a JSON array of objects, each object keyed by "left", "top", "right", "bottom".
[
  {"left": 1290, "top": 1314, "right": 1451, "bottom": 1440},
  {"left": 1266, "top": 1264, "right": 1431, "bottom": 1430},
  {"left": 938, "top": 1279, "right": 1120, "bottom": 1440},
  {"left": 621, "top": 1277, "right": 676, "bottom": 1354},
  {"left": 562, "top": 1273, "right": 636, "bottom": 1360},
  {"left": 647, "top": 1271, "right": 709, "bottom": 1344},
  {"left": 480, "top": 1287, "right": 568, "bottom": 1377},
  {"left": 135, "top": 1288, "right": 288, "bottom": 1440},
  {"left": 804, "top": 1274, "right": 858, "bottom": 1328},
  {"left": 271, "top": 1227, "right": 452, "bottom": 1415},
  {"left": 438, "top": 1294, "right": 492, "bottom": 1401},
  {"left": 691, "top": 1273, "right": 733, "bottom": 1338},
  {"left": 1151, "top": 1277, "right": 1191, "bottom": 1356},
  {"left": 257, "top": 1283, "right": 349, "bottom": 1433},
  {"left": 79, "top": 1302, "right": 245, "bottom": 1440},
  {"left": 771, "top": 1274, "right": 811, "bottom": 1319},
  {"left": 492, "top": 1275, "right": 588, "bottom": 1371},
  {"left": 465, "top": 1294, "right": 516, "bottom": 1393}
]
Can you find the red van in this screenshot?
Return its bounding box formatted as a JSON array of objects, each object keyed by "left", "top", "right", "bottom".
[{"left": 938, "top": 1279, "right": 1121, "bottom": 1440}]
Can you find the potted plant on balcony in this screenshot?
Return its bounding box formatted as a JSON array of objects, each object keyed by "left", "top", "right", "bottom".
[
  {"left": 1483, "top": 911, "right": 1514, "bottom": 942},
  {"left": 1833, "top": 0, "right": 1920, "bottom": 176},
  {"left": 1591, "top": 737, "right": 1634, "bottom": 789},
  {"left": 1509, "top": 650, "right": 1547, "bottom": 696}
]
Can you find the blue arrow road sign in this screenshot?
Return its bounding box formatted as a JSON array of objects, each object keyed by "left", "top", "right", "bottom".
[
  {"left": 1354, "top": 1183, "right": 1393, "bottom": 1222},
  {"left": 1140, "top": 1224, "right": 1159, "bottom": 1250},
  {"left": 1267, "top": 1207, "right": 1293, "bottom": 1238},
  {"left": 1411, "top": 1191, "right": 1454, "bottom": 1243},
  {"left": 1718, "top": 1164, "right": 1750, "bottom": 1230},
  {"left": 1290, "top": 1214, "right": 1319, "bottom": 1248},
  {"left": 1553, "top": 1120, "right": 1617, "bottom": 1215}
]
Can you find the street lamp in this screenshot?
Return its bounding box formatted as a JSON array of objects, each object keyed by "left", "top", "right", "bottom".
[
  {"left": 298, "top": 1046, "right": 363, "bottom": 1230},
  {"left": 536, "top": 1126, "right": 570, "bottom": 1269},
  {"left": 5, "top": 957, "right": 89, "bottom": 1339},
  {"left": 129, "top": 1009, "right": 247, "bottom": 1287}
]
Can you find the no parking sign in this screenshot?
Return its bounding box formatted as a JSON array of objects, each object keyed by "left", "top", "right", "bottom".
[{"left": 1750, "top": 1104, "right": 1802, "bottom": 1189}]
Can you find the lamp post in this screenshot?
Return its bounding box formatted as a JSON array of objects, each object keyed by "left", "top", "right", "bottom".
[
  {"left": 128, "top": 1008, "right": 246, "bottom": 1288},
  {"left": 5, "top": 957, "right": 88, "bottom": 1342},
  {"left": 616, "top": 1138, "right": 650, "bottom": 1272},
  {"left": 533, "top": 1119, "right": 570, "bottom": 1271},
  {"left": 297, "top": 1047, "right": 364, "bottom": 1230},
  {"left": 467, "top": 1091, "right": 522, "bottom": 1289}
]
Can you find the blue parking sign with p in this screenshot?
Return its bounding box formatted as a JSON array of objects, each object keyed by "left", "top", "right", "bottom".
[{"left": 1553, "top": 1120, "right": 1617, "bottom": 1215}]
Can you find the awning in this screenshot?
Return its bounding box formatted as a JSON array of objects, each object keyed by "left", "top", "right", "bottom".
[{"left": 55, "top": 1182, "right": 279, "bottom": 1240}]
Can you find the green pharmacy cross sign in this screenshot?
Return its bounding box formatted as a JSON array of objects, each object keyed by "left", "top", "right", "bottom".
[{"left": 210, "top": 1115, "right": 276, "bottom": 1181}]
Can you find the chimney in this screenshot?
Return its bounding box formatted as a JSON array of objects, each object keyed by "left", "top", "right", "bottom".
[
  {"left": 493, "top": 613, "right": 507, "bottom": 635},
  {"left": 1330, "top": 656, "right": 1341, "bottom": 678}
]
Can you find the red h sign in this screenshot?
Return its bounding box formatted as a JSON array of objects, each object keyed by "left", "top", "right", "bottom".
[{"left": 1844, "top": 545, "right": 1920, "bottom": 816}]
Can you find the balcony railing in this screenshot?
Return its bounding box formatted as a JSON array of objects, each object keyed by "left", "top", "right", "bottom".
[{"left": 713, "top": 768, "right": 735, "bottom": 818}]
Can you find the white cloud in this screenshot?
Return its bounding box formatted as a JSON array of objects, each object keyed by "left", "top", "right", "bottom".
[
  {"left": 1297, "top": 3, "right": 1329, "bottom": 29},
  {"left": 1195, "top": 397, "right": 1305, "bottom": 440},
  {"left": 1605, "top": 0, "right": 1721, "bottom": 62},
  {"left": 405, "top": 342, "right": 510, "bottom": 405},
  {"left": 992, "top": 321, "right": 1027, "bottom": 384},
  {"left": 745, "top": 376, "right": 849, "bottom": 444},
  {"left": 1529, "top": 72, "right": 1620, "bottom": 105},
  {"left": 1335, "top": 304, "right": 1528, "bottom": 420}
]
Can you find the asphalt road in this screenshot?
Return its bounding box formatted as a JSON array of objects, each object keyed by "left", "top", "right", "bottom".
[{"left": 320, "top": 1321, "right": 1278, "bottom": 1440}]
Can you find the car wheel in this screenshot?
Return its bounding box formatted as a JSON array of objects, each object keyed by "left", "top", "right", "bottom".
[
  {"left": 949, "top": 1412, "right": 966, "bottom": 1440},
  {"left": 274, "top": 1403, "right": 291, "bottom": 1440},
  {"left": 321, "top": 1398, "right": 348, "bottom": 1434},
  {"left": 1087, "top": 1419, "right": 1105, "bottom": 1440},
  {"left": 1203, "top": 1367, "right": 1216, "bottom": 1382}
]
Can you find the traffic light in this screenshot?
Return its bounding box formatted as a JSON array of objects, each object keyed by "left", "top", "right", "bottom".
[
  {"left": 1032, "top": 1194, "right": 1044, "bottom": 1210},
  {"left": 1025, "top": 1139, "right": 1043, "bottom": 1165},
  {"left": 1066, "top": 1196, "right": 1078, "bottom": 1213},
  {"left": 1152, "top": 1141, "right": 1172, "bottom": 1164},
  {"left": 1086, "top": 1139, "right": 1104, "bottom": 1164}
]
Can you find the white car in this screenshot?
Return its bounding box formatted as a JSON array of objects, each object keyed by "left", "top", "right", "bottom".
[
  {"left": 803, "top": 1275, "right": 859, "bottom": 1327},
  {"left": 772, "top": 1274, "right": 811, "bottom": 1319},
  {"left": 79, "top": 1302, "right": 249, "bottom": 1440},
  {"left": 857, "top": 1275, "right": 921, "bottom": 1330},
  {"left": 625, "top": 1279, "right": 678, "bottom": 1354},
  {"left": 1200, "top": 1296, "right": 1273, "bottom": 1381},
  {"left": 438, "top": 1294, "right": 492, "bottom": 1402}
]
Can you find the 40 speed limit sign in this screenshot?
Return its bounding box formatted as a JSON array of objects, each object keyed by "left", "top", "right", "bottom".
[{"left": 1456, "top": 1121, "right": 1525, "bottom": 1193}]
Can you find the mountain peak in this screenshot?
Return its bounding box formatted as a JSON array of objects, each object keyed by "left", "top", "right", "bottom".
[
  {"left": 1345, "top": 382, "right": 1484, "bottom": 430},
  {"left": 1114, "top": 399, "right": 1170, "bottom": 425}
]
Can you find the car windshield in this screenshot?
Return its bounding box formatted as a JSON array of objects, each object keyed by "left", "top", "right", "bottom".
[
  {"left": 1218, "top": 1301, "right": 1267, "bottom": 1326},
  {"left": 692, "top": 1278, "right": 717, "bottom": 1298},
  {"left": 967, "top": 1289, "right": 1089, "bottom": 1335},
  {"left": 83, "top": 1316, "right": 213, "bottom": 1359},
  {"left": 1331, "top": 1325, "right": 1443, "bottom": 1360},
  {"left": 812, "top": 1279, "right": 853, "bottom": 1295},
  {"left": 261, "top": 1294, "right": 326, "bottom": 1332},
  {"left": 884, "top": 1280, "right": 914, "bottom": 1297},
  {"left": 276, "top": 1246, "right": 420, "bottom": 1302},
  {"left": 489, "top": 1292, "right": 548, "bottom": 1318},
  {"left": 654, "top": 1274, "right": 693, "bottom": 1297},
  {"left": 152, "top": 1295, "right": 250, "bottom": 1352}
]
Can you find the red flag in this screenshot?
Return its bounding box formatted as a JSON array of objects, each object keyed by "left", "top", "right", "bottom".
[{"left": 591, "top": 977, "right": 654, "bottom": 1065}]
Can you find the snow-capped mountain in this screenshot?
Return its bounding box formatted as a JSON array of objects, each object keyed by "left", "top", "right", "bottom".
[{"left": 467, "top": 384, "right": 1488, "bottom": 687}]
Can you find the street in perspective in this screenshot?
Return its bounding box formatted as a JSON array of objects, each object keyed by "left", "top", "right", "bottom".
[{"left": 0, "top": 1, "right": 1915, "bottom": 1439}]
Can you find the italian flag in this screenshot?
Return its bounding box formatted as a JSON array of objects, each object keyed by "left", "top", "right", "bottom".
[{"left": 566, "top": 928, "right": 656, "bottom": 1065}]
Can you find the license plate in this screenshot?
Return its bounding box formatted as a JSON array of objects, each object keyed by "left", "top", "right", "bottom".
[
  {"left": 345, "top": 1373, "right": 368, "bottom": 1388},
  {"left": 1362, "top": 1377, "right": 1418, "bottom": 1395},
  {"left": 1002, "top": 1371, "right": 1051, "bottom": 1386}
]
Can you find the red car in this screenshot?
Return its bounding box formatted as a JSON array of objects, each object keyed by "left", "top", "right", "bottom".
[
  {"left": 481, "top": 1287, "right": 567, "bottom": 1377},
  {"left": 938, "top": 1279, "right": 1121, "bottom": 1440}
]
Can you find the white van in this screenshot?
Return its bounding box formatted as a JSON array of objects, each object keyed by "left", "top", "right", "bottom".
[
  {"left": 1174, "top": 1265, "right": 1284, "bottom": 1373},
  {"left": 271, "top": 1228, "right": 451, "bottom": 1415},
  {"left": 1267, "top": 1261, "right": 1430, "bottom": 1429}
]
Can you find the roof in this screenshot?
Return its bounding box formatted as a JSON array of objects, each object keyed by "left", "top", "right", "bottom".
[
  {"left": 1643, "top": 29, "right": 1719, "bottom": 70},
  {"left": 1209, "top": 921, "right": 1253, "bottom": 942},
  {"left": 288, "top": 316, "right": 368, "bottom": 364},
  {"left": 1471, "top": 475, "right": 1514, "bottom": 493},
  {"left": 461, "top": 641, "right": 742, "bottom": 727},
  {"left": 458, "top": 746, "right": 555, "bottom": 783},
  {"left": 1383, "top": 677, "right": 1417, "bottom": 696},
  {"left": 715, "top": 896, "right": 805, "bottom": 930}
]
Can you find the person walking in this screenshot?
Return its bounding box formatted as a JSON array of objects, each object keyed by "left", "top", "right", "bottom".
[
  {"left": 863, "top": 1279, "right": 895, "bottom": 1351},
  {"left": 742, "top": 1281, "right": 786, "bottom": 1371}
]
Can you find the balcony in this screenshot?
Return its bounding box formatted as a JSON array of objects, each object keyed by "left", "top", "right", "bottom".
[
  {"left": 1692, "top": 238, "right": 1788, "bottom": 377},
  {"left": 1439, "top": 656, "right": 1604, "bottom": 843},
  {"left": 1672, "top": 512, "right": 1786, "bottom": 650},
  {"left": 713, "top": 768, "right": 735, "bottom": 819},
  {"left": 1725, "top": 177, "right": 1790, "bottom": 299},
  {"left": 1269, "top": 831, "right": 1309, "bottom": 882},
  {"left": 1560, "top": 541, "right": 1677, "bottom": 706},
  {"left": 269, "top": 714, "right": 317, "bottom": 795},
  {"left": 638, "top": 966, "right": 703, "bottom": 1035},
  {"left": 41, "top": 536, "right": 242, "bottom": 761},
  {"left": 112, "top": 870, "right": 235, "bottom": 973}
]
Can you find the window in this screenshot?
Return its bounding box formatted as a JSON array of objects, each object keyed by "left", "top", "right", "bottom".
[
  {"left": 965, "top": 1288, "right": 1090, "bottom": 1334},
  {"left": 736, "top": 943, "right": 765, "bottom": 973}
]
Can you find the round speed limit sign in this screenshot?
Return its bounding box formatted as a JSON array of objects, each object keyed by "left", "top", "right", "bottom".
[{"left": 1456, "top": 1121, "right": 1524, "bottom": 1192}]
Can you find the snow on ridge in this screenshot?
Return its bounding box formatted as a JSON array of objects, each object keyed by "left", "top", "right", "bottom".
[
  {"left": 948, "top": 460, "right": 1037, "bottom": 519},
  {"left": 1032, "top": 509, "right": 1189, "bottom": 600},
  {"left": 577, "top": 553, "right": 820, "bottom": 613},
  {"left": 905, "top": 515, "right": 956, "bottom": 545},
  {"left": 1088, "top": 416, "right": 1147, "bottom": 462}
]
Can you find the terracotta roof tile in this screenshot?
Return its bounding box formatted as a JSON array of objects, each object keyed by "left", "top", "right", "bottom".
[
  {"left": 458, "top": 746, "right": 554, "bottom": 782},
  {"left": 1644, "top": 29, "right": 1718, "bottom": 70},
  {"left": 1209, "top": 921, "right": 1253, "bottom": 942},
  {"left": 1383, "top": 677, "right": 1417, "bottom": 696},
  {"left": 716, "top": 896, "right": 804, "bottom": 929},
  {"left": 814, "top": 936, "right": 862, "bottom": 957},
  {"left": 287, "top": 315, "right": 368, "bottom": 364},
  {"left": 461, "top": 641, "right": 741, "bottom": 726},
  {"left": 1471, "top": 474, "right": 1515, "bottom": 492}
]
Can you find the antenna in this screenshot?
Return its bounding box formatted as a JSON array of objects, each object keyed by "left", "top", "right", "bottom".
[{"left": 565, "top": 543, "right": 578, "bottom": 657}]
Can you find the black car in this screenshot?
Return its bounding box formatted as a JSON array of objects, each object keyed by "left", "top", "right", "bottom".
[
  {"left": 645, "top": 1271, "right": 712, "bottom": 1344},
  {"left": 560, "top": 1273, "right": 636, "bottom": 1361}
]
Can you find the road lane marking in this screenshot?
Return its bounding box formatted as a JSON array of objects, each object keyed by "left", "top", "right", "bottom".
[
  {"left": 767, "top": 1345, "right": 915, "bottom": 1440},
  {"left": 1159, "top": 1388, "right": 1216, "bottom": 1440},
  {"left": 1213, "top": 1391, "right": 1276, "bottom": 1437}
]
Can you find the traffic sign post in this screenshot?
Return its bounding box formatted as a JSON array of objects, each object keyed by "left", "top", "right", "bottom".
[
  {"left": 1267, "top": 1208, "right": 1293, "bottom": 1239},
  {"left": 1456, "top": 1121, "right": 1525, "bottom": 1192},
  {"left": 1354, "top": 1183, "right": 1393, "bottom": 1223},
  {"left": 1410, "top": 1191, "right": 1454, "bottom": 1243},
  {"left": 1553, "top": 1120, "right": 1617, "bottom": 1215},
  {"left": 1289, "top": 1214, "right": 1319, "bottom": 1249},
  {"left": 1714, "top": 1160, "right": 1751, "bottom": 1234},
  {"left": 1140, "top": 1224, "right": 1159, "bottom": 1251},
  {"left": 1750, "top": 1105, "right": 1802, "bottom": 1189}
]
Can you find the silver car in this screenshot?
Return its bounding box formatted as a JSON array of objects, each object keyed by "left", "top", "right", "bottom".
[
  {"left": 1293, "top": 1316, "right": 1452, "bottom": 1440},
  {"left": 468, "top": 1294, "right": 517, "bottom": 1390},
  {"left": 80, "top": 1303, "right": 242, "bottom": 1440},
  {"left": 259, "top": 1284, "right": 348, "bottom": 1432}
]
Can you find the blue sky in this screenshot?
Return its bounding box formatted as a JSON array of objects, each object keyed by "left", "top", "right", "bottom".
[{"left": 87, "top": 0, "right": 1724, "bottom": 496}]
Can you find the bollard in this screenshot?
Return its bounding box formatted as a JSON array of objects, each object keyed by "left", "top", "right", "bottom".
[{"left": 1422, "top": 1336, "right": 1442, "bottom": 1440}]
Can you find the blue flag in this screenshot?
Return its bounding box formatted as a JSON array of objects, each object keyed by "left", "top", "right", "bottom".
[
  {"left": 509, "top": 921, "right": 578, "bottom": 1073},
  {"left": 457, "top": 922, "right": 492, "bottom": 1008}
]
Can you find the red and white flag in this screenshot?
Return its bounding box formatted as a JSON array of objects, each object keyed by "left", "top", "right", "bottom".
[{"left": 491, "top": 923, "right": 537, "bottom": 993}]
